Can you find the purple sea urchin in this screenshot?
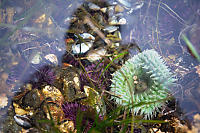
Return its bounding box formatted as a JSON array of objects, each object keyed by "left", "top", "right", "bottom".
[
  {"left": 80, "top": 63, "right": 111, "bottom": 91},
  {"left": 110, "top": 49, "right": 176, "bottom": 119},
  {"left": 62, "top": 102, "right": 95, "bottom": 132},
  {"left": 30, "top": 65, "right": 56, "bottom": 88},
  {"left": 62, "top": 102, "right": 88, "bottom": 122}
]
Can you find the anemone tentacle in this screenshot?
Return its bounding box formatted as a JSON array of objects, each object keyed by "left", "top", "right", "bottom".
[{"left": 110, "top": 49, "right": 176, "bottom": 119}]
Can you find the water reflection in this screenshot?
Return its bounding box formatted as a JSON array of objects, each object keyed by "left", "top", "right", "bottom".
[{"left": 0, "top": 0, "right": 199, "bottom": 132}]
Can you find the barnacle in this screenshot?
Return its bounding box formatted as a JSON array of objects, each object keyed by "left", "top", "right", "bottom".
[{"left": 110, "top": 49, "right": 176, "bottom": 119}]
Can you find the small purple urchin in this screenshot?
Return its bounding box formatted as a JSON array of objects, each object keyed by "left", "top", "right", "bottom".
[
  {"left": 62, "top": 102, "right": 88, "bottom": 122},
  {"left": 62, "top": 102, "right": 94, "bottom": 132},
  {"left": 80, "top": 62, "right": 111, "bottom": 91},
  {"left": 30, "top": 65, "right": 56, "bottom": 88}
]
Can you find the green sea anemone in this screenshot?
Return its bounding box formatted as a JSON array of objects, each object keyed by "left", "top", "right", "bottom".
[{"left": 110, "top": 49, "right": 176, "bottom": 119}]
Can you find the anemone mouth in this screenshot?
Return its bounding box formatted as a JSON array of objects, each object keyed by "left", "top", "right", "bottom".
[
  {"left": 110, "top": 49, "right": 176, "bottom": 119},
  {"left": 132, "top": 69, "right": 153, "bottom": 95}
]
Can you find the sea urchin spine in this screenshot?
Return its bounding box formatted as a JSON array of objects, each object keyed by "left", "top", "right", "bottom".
[{"left": 110, "top": 49, "right": 176, "bottom": 119}]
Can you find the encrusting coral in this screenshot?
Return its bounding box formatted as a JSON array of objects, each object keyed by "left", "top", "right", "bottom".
[{"left": 110, "top": 49, "right": 176, "bottom": 119}]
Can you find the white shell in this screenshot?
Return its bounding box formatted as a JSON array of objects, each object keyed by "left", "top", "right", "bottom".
[
  {"left": 103, "top": 26, "right": 119, "bottom": 33},
  {"left": 87, "top": 48, "right": 106, "bottom": 62},
  {"left": 30, "top": 52, "right": 42, "bottom": 64},
  {"left": 100, "top": 7, "right": 107, "bottom": 13},
  {"left": 64, "top": 16, "right": 77, "bottom": 24},
  {"left": 44, "top": 54, "right": 58, "bottom": 65},
  {"left": 119, "top": 18, "right": 127, "bottom": 24},
  {"left": 80, "top": 33, "right": 95, "bottom": 41},
  {"left": 113, "top": 43, "right": 120, "bottom": 47},
  {"left": 14, "top": 115, "right": 32, "bottom": 128},
  {"left": 109, "top": 17, "right": 127, "bottom": 25},
  {"left": 115, "top": 4, "right": 124, "bottom": 12},
  {"left": 88, "top": 3, "right": 100, "bottom": 10},
  {"left": 132, "top": 1, "right": 144, "bottom": 10},
  {"left": 73, "top": 76, "right": 80, "bottom": 88},
  {"left": 83, "top": 85, "right": 91, "bottom": 97},
  {"left": 114, "top": 31, "right": 122, "bottom": 40},
  {"left": 117, "top": 0, "right": 131, "bottom": 8},
  {"left": 72, "top": 42, "right": 93, "bottom": 54},
  {"left": 117, "top": 0, "right": 144, "bottom": 12}
]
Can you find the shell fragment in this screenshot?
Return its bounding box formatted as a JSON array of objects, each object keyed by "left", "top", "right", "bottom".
[
  {"left": 109, "top": 16, "right": 127, "bottom": 25},
  {"left": 104, "top": 26, "right": 119, "bottom": 33},
  {"left": 72, "top": 42, "right": 93, "bottom": 54},
  {"left": 88, "top": 3, "right": 101, "bottom": 10},
  {"left": 64, "top": 16, "right": 77, "bottom": 24},
  {"left": 132, "top": 1, "right": 144, "bottom": 10},
  {"left": 117, "top": 0, "right": 131, "bottom": 8},
  {"left": 72, "top": 33, "right": 95, "bottom": 54},
  {"left": 100, "top": 7, "right": 107, "bottom": 13},
  {"left": 87, "top": 48, "right": 107, "bottom": 62},
  {"left": 44, "top": 54, "right": 58, "bottom": 65},
  {"left": 30, "top": 52, "right": 42, "bottom": 64},
  {"left": 80, "top": 33, "right": 95, "bottom": 41}
]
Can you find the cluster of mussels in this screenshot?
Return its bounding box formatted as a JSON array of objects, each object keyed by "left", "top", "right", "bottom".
[
  {"left": 64, "top": 0, "right": 144, "bottom": 56},
  {"left": 4, "top": 0, "right": 146, "bottom": 132}
]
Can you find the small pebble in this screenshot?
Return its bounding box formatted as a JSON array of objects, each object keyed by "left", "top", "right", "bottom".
[
  {"left": 115, "top": 5, "right": 124, "bottom": 12},
  {"left": 0, "top": 93, "right": 8, "bottom": 109}
]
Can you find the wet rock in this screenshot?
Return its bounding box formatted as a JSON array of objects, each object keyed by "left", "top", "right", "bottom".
[{"left": 21, "top": 89, "right": 41, "bottom": 109}]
